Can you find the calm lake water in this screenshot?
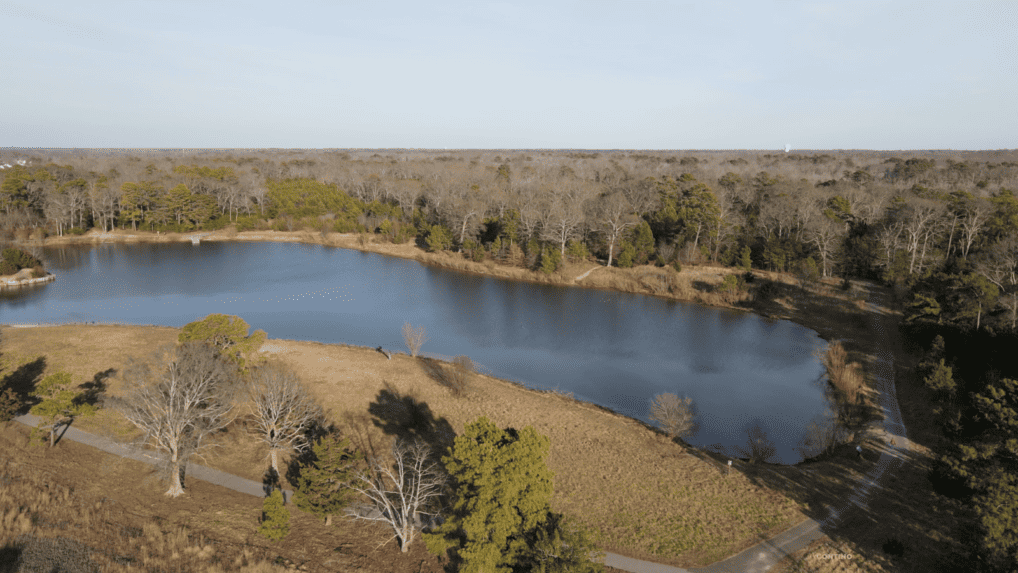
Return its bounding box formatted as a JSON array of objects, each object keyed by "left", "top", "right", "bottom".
[{"left": 1, "top": 242, "right": 829, "bottom": 463}]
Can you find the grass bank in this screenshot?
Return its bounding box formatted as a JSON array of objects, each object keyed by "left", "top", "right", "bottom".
[{"left": 2, "top": 323, "right": 804, "bottom": 568}]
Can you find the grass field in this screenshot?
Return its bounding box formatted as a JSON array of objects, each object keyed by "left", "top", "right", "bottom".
[{"left": 2, "top": 323, "right": 806, "bottom": 568}]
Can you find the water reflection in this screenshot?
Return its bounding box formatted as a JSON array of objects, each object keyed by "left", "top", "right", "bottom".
[{"left": 0, "top": 242, "right": 828, "bottom": 463}]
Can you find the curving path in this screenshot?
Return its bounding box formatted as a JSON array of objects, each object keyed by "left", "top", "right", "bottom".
[{"left": 7, "top": 286, "right": 911, "bottom": 573}]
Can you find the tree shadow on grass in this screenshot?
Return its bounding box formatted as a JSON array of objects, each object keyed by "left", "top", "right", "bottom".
[
  {"left": 368, "top": 380, "right": 456, "bottom": 461},
  {"left": 0, "top": 356, "right": 46, "bottom": 414}
]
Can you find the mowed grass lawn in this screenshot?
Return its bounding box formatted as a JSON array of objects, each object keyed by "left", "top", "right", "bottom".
[{"left": 1, "top": 324, "right": 804, "bottom": 568}]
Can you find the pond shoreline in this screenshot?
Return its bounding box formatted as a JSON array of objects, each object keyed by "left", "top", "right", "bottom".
[{"left": 27, "top": 228, "right": 888, "bottom": 458}]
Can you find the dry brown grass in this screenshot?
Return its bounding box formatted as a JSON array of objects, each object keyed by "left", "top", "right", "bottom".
[
  {"left": 1, "top": 324, "right": 805, "bottom": 568},
  {"left": 0, "top": 456, "right": 293, "bottom": 572}
]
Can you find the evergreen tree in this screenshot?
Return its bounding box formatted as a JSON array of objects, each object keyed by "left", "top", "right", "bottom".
[
  {"left": 258, "top": 489, "right": 290, "bottom": 541},
  {"left": 522, "top": 512, "right": 605, "bottom": 573},
  {"left": 616, "top": 241, "right": 636, "bottom": 268},
  {"left": 28, "top": 372, "right": 96, "bottom": 448},
  {"left": 738, "top": 245, "right": 752, "bottom": 271},
  {"left": 178, "top": 313, "right": 267, "bottom": 369},
  {"left": 424, "top": 416, "right": 555, "bottom": 573},
  {"left": 631, "top": 220, "right": 655, "bottom": 265},
  {"left": 924, "top": 359, "right": 956, "bottom": 395},
  {"left": 292, "top": 433, "right": 363, "bottom": 526}
]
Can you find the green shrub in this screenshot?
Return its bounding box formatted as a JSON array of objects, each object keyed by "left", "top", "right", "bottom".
[
  {"left": 1, "top": 248, "right": 41, "bottom": 274},
  {"left": 538, "top": 246, "right": 562, "bottom": 274},
  {"left": 738, "top": 246, "right": 753, "bottom": 271},
  {"left": 461, "top": 239, "right": 485, "bottom": 262},
  {"left": 426, "top": 224, "right": 453, "bottom": 252},
  {"left": 617, "top": 241, "right": 636, "bottom": 268},
  {"left": 258, "top": 489, "right": 290, "bottom": 541},
  {"left": 565, "top": 239, "right": 590, "bottom": 262},
  {"left": 720, "top": 274, "right": 743, "bottom": 293},
  {"left": 66, "top": 227, "right": 87, "bottom": 236},
  {"left": 235, "top": 216, "right": 259, "bottom": 232},
  {"left": 672, "top": 259, "right": 682, "bottom": 273}
]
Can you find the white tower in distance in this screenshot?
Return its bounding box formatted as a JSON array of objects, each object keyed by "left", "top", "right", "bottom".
[{"left": 785, "top": 144, "right": 791, "bottom": 153}]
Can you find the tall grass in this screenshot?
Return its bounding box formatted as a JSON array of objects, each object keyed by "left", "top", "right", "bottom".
[{"left": 0, "top": 458, "right": 289, "bottom": 572}]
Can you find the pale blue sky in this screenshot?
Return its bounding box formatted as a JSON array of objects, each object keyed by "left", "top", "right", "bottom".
[{"left": 1, "top": 1, "right": 1014, "bottom": 150}]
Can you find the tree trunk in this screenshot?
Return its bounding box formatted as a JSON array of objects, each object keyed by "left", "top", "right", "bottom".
[
  {"left": 166, "top": 452, "right": 185, "bottom": 497},
  {"left": 270, "top": 448, "right": 279, "bottom": 476},
  {"left": 607, "top": 237, "right": 615, "bottom": 267}
]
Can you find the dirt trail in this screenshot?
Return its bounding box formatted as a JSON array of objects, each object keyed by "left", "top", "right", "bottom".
[{"left": 573, "top": 266, "right": 601, "bottom": 282}]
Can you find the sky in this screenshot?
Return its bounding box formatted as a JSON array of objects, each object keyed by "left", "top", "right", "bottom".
[{"left": 0, "top": 0, "right": 1014, "bottom": 150}]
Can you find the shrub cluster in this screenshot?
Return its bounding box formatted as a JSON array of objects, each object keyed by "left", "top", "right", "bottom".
[{"left": 0, "top": 247, "right": 42, "bottom": 276}]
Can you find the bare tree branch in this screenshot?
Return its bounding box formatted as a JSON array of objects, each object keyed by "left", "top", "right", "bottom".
[
  {"left": 346, "top": 438, "right": 447, "bottom": 553},
  {"left": 248, "top": 363, "right": 325, "bottom": 476},
  {"left": 109, "top": 343, "right": 238, "bottom": 497}
]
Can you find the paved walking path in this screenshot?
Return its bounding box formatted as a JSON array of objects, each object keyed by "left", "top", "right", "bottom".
[
  {"left": 574, "top": 266, "right": 601, "bottom": 282},
  {"left": 7, "top": 286, "right": 910, "bottom": 573}
]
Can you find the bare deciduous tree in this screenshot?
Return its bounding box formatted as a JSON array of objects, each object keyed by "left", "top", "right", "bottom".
[
  {"left": 402, "top": 322, "right": 427, "bottom": 358},
  {"left": 111, "top": 343, "right": 238, "bottom": 497},
  {"left": 648, "top": 393, "right": 695, "bottom": 440},
  {"left": 346, "top": 438, "right": 447, "bottom": 553},
  {"left": 796, "top": 410, "right": 848, "bottom": 460},
  {"left": 592, "top": 189, "right": 636, "bottom": 267},
  {"left": 737, "top": 421, "right": 778, "bottom": 464},
  {"left": 249, "top": 363, "right": 325, "bottom": 476}
]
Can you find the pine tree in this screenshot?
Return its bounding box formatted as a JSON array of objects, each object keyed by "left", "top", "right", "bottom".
[
  {"left": 258, "top": 489, "right": 290, "bottom": 541},
  {"left": 293, "top": 433, "right": 363, "bottom": 525},
  {"left": 424, "top": 416, "right": 556, "bottom": 573},
  {"left": 523, "top": 512, "right": 605, "bottom": 573},
  {"left": 29, "top": 372, "right": 96, "bottom": 447}
]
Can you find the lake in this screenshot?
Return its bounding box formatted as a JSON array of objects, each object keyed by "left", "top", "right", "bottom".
[{"left": 0, "top": 241, "right": 829, "bottom": 463}]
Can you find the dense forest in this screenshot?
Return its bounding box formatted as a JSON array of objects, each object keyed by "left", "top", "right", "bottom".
[{"left": 4, "top": 147, "right": 1018, "bottom": 568}]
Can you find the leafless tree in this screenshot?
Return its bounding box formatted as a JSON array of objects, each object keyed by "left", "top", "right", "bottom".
[
  {"left": 541, "top": 183, "right": 591, "bottom": 257},
  {"left": 902, "top": 199, "right": 942, "bottom": 275},
  {"left": 975, "top": 234, "right": 1018, "bottom": 329},
  {"left": 402, "top": 322, "right": 427, "bottom": 358},
  {"left": 806, "top": 215, "right": 846, "bottom": 278},
  {"left": 958, "top": 199, "right": 990, "bottom": 258},
  {"left": 447, "top": 355, "right": 474, "bottom": 396},
  {"left": 648, "top": 393, "right": 695, "bottom": 440},
  {"left": 110, "top": 343, "right": 239, "bottom": 497},
  {"left": 346, "top": 438, "right": 447, "bottom": 553},
  {"left": 248, "top": 363, "right": 325, "bottom": 476},
  {"left": 736, "top": 422, "right": 778, "bottom": 464},
  {"left": 796, "top": 410, "right": 848, "bottom": 459},
  {"left": 591, "top": 189, "right": 637, "bottom": 267}
]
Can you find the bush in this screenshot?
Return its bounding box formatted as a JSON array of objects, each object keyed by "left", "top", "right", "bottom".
[
  {"left": 649, "top": 394, "right": 695, "bottom": 439},
  {"left": 537, "top": 246, "right": 561, "bottom": 274},
  {"left": 2, "top": 248, "right": 42, "bottom": 271},
  {"left": 672, "top": 259, "right": 682, "bottom": 273},
  {"left": 565, "top": 239, "right": 590, "bottom": 262},
  {"left": 235, "top": 216, "right": 260, "bottom": 232},
  {"left": 617, "top": 241, "right": 636, "bottom": 268},
  {"left": 258, "top": 490, "right": 290, "bottom": 541},
  {"left": 425, "top": 224, "right": 453, "bottom": 252},
  {"left": 31, "top": 265, "right": 45, "bottom": 279},
  {"left": 66, "top": 227, "right": 87, "bottom": 236},
  {"left": 738, "top": 245, "right": 752, "bottom": 271}
]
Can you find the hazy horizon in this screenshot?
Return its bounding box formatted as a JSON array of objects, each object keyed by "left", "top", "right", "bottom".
[{"left": 2, "top": 1, "right": 1014, "bottom": 150}]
